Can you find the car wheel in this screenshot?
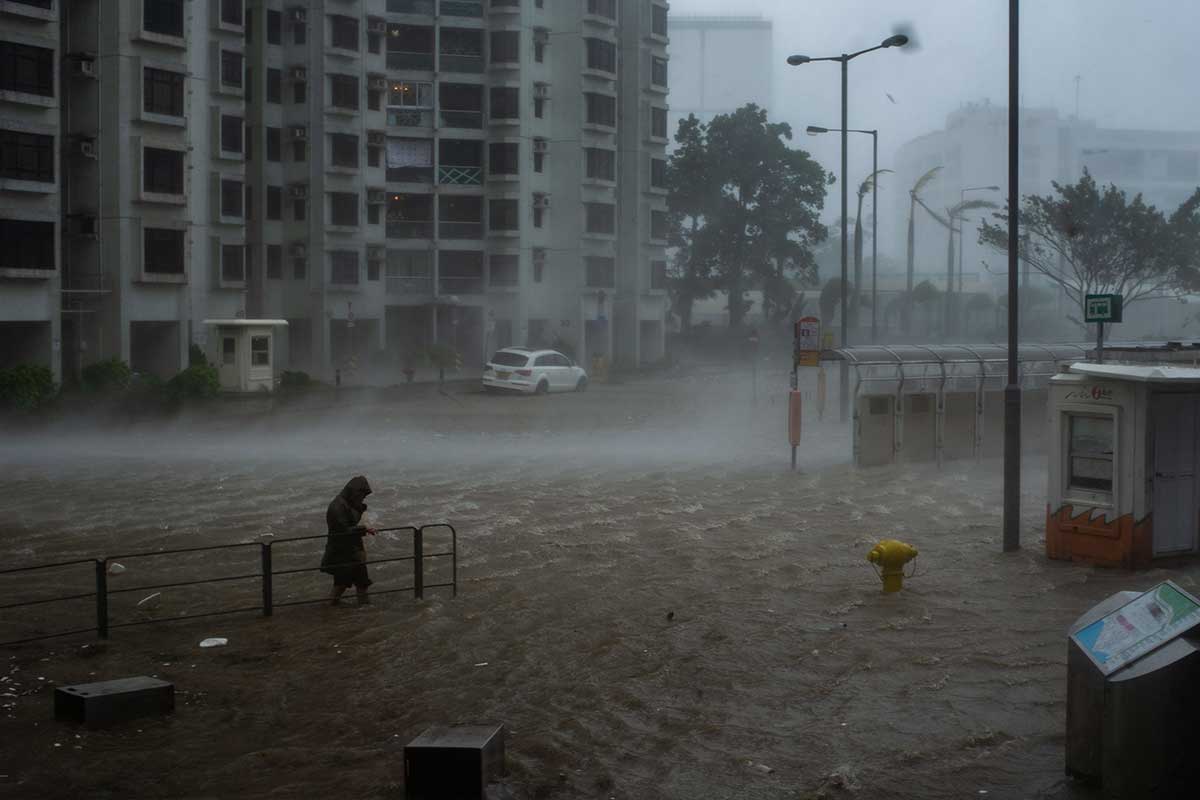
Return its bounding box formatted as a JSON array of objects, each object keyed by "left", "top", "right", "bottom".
[
  {"left": 576, "top": 377, "right": 588, "bottom": 392},
  {"left": 535, "top": 380, "right": 549, "bottom": 395}
]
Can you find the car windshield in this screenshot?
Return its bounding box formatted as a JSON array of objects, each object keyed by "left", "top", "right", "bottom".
[{"left": 490, "top": 351, "right": 529, "bottom": 367}]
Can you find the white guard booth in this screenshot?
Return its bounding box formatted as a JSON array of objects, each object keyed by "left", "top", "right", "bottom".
[
  {"left": 1046, "top": 362, "right": 1200, "bottom": 568},
  {"left": 202, "top": 319, "right": 289, "bottom": 393}
]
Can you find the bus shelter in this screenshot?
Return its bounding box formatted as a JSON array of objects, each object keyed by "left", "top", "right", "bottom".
[
  {"left": 1047, "top": 363, "right": 1200, "bottom": 568},
  {"left": 826, "top": 344, "right": 1090, "bottom": 468}
]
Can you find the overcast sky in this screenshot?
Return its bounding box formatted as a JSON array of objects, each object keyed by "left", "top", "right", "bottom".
[{"left": 670, "top": 0, "right": 1200, "bottom": 202}]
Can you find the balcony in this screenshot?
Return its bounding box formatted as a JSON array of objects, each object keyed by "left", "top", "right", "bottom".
[
  {"left": 438, "top": 220, "right": 483, "bottom": 239},
  {"left": 439, "top": 52, "right": 483, "bottom": 73},
  {"left": 386, "top": 275, "right": 434, "bottom": 295},
  {"left": 439, "top": 0, "right": 482, "bottom": 16},
  {"left": 437, "top": 165, "right": 482, "bottom": 185},
  {"left": 388, "top": 50, "right": 434, "bottom": 71},
  {"left": 387, "top": 108, "right": 434, "bottom": 128},
  {"left": 440, "top": 29, "right": 484, "bottom": 73},
  {"left": 386, "top": 220, "right": 434, "bottom": 239},
  {"left": 387, "top": 0, "right": 435, "bottom": 14},
  {"left": 439, "top": 275, "right": 484, "bottom": 294},
  {"left": 440, "top": 109, "right": 483, "bottom": 129},
  {"left": 387, "top": 166, "right": 434, "bottom": 183},
  {"left": 488, "top": 0, "right": 519, "bottom": 13}
]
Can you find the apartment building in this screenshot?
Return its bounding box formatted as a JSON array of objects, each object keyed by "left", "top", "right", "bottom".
[{"left": 0, "top": 0, "right": 668, "bottom": 384}]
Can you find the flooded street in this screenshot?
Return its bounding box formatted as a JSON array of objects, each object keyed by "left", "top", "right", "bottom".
[{"left": 0, "top": 368, "right": 1190, "bottom": 799}]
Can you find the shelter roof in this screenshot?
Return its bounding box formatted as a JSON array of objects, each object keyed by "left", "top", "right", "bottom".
[{"left": 1068, "top": 363, "right": 1200, "bottom": 383}]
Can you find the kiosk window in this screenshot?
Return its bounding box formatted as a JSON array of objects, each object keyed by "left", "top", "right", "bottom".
[
  {"left": 251, "top": 336, "right": 270, "bottom": 367},
  {"left": 1068, "top": 414, "right": 1114, "bottom": 494}
]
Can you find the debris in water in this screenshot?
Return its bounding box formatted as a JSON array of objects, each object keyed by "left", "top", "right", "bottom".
[
  {"left": 136, "top": 593, "right": 161, "bottom": 610},
  {"left": 666, "top": 611, "right": 674, "bottom": 621},
  {"left": 746, "top": 761, "right": 774, "bottom": 775},
  {"left": 198, "top": 638, "right": 228, "bottom": 648},
  {"left": 106, "top": 563, "right": 126, "bottom": 575},
  {"left": 474, "top": 662, "right": 489, "bottom": 667}
]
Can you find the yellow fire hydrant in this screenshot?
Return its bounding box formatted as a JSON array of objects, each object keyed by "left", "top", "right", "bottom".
[{"left": 867, "top": 539, "right": 919, "bottom": 593}]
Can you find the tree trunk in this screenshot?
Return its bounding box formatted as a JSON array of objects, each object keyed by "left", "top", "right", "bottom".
[
  {"left": 945, "top": 218, "right": 956, "bottom": 339},
  {"left": 905, "top": 197, "right": 916, "bottom": 335}
]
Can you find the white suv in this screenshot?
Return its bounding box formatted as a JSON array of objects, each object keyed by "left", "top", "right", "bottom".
[{"left": 483, "top": 347, "right": 589, "bottom": 394}]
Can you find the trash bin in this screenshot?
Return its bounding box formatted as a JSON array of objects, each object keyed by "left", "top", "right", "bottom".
[{"left": 1066, "top": 589, "right": 1200, "bottom": 797}]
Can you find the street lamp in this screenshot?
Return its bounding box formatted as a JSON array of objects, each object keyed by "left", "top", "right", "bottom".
[
  {"left": 1003, "top": 0, "right": 1021, "bottom": 553},
  {"left": 788, "top": 34, "right": 908, "bottom": 421},
  {"left": 808, "top": 125, "right": 880, "bottom": 342}
]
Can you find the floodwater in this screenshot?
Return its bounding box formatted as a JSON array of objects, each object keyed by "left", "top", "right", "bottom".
[{"left": 0, "top": 367, "right": 1192, "bottom": 798}]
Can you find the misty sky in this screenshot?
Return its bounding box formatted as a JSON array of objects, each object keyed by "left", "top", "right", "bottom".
[{"left": 671, "top": 0, "right": 1200, "bottom": 218}]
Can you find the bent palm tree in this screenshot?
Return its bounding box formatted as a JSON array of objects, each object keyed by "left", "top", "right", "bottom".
[
  {"left": 852, "top": 168, "right": 893, "bottom": 331},
  {"left": 905, "top": 167, "right": 942, "bottom": 335},
  {"left": 943, "top": 199, "right": 998, "bottom": 337}
]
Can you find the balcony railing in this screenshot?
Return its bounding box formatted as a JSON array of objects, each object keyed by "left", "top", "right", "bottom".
[
  {"left": 387, "top": 108, "right": 434, "bottom": 128},
  {"left": 386, "top": 220, "right": 435, "bottom": 239},
  {"left": 440, "top": 109, "right": 484, "bottom": 129},
  {"left": 437, "top": 165, "right": 482, "bottom": 185},
  {"left": 386, "top": 275, "right": 434, "bottom": 295},
  {"left": 388, "top": 0, "right": 435, "bottom": 14},
  {"left": 387, "top": 51, "right": 435, "bottom": 71},
  {"left": 439, "top": 276, "right": 484, "bottom": 294},
  {"left": 439, "top": 53, "right": 483, "bottom": 73},
  {"left": 439, "top": 0, "right": 482, "bottom": 16},
  {"left": 438, "top": 221, "right": 483, "bottom": 239},
  {"left": 387, "top": 166, "right": 434, "bottom": 183}
]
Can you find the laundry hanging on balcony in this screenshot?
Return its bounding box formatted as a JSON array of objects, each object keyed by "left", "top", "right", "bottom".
[{"left": 387, "top": 138, "right": 433, "bottom": 168}]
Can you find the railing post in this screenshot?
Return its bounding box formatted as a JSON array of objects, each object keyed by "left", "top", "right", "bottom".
[
  {"left": 413, "top": 527, "right": 424, "bottom": 600},
  {"left": 261, "top": 543, "right": 273, "bottom": 617},
  {"left": 451, "top": 526, "right": 457, "bottom": 598},
  {"left": 95, "top": 559, "right": 108, "bottom": 639}
]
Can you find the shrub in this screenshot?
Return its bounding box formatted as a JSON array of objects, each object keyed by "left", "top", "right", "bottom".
[
  {"left": 165, "top": 363, "right": 220, "bottom": 402},
  {"left": 425, "top": 344, "right": 461, "bottom": 370},
  {"left": 550, "top": 336, "right": 576, "bottom": 361},
  {"left": 188, "top": 343, "right": 209, "bottom": 367},
  {"left": 0, "top": 363, "right": 56, "bottom": 411},
  {"left": 82, "top": 357, "right": 132, "bottom": 393},
  {"left": 279, "top": 370, "right": 312, "bottom": 389}
]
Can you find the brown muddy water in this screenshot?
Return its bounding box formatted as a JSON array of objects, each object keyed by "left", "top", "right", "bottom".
[{"left": 0, "top": 368, "right": 1191, "bottom": 799}]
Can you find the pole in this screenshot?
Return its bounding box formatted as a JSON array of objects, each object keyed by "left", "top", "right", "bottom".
[
  {"left": 1096, "top": 321, "right": 1104, "bottom": 364},
  {"left": 260, "top": 543, "right": 274, "bottom": 616},
  {"left": 1003, "top": 0, "right": 1022, "bottom": 553},
  {"left": 413, "top": 527, "right": 424, "bottom": 600},
  {"left": 871, "top": 130, "right": 878, "bottom": 343},
  {"left": 839, "top": 55, "right": 849, "bottom": 422},
  {"left": 95, "top": 560, "right": 109, "bottom": 639}
]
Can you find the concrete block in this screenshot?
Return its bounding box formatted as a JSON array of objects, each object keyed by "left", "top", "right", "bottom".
[
  {"left": 54, "top": 676, "right": 175, "bottom": 728},
  {"left": 405, "top": 723, "right": 505, "bottom": 800}
]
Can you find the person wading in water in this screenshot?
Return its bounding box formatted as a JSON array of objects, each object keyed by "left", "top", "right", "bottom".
[{"left": 321, "top": 475, "right": 377, "bottom": 606}]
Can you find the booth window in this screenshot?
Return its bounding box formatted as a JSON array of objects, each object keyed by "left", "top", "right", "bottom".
[
  {"left": 251, "top": 336, "right": 270, "bottom": 367},
  {"left": 1068, "top": 414, "right": 1114, "bottom": 495}
]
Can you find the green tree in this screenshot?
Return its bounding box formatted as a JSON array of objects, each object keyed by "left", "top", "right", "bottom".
[
  {"left": 904, "top": 167, "right": 942, "bottom": 334},
  {"left": 666, "top": 114, "right": 720, "bottom": 333},
  {"left": 980, "top": 171, "right": 1200, "bottom": 324}
]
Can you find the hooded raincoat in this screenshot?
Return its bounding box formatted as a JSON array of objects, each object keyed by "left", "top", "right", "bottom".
[{"left": 321, "top": 475, "right": 373, "bottom": 588}]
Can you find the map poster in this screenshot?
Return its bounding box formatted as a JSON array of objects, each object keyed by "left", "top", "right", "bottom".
[{"left": 1071, "top": 581, "right": 1200, "bottom": 676}]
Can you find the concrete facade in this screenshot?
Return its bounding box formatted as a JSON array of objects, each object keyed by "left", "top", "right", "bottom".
[{"left": 0, "top": 0, "right": 669, "bottom": 385}]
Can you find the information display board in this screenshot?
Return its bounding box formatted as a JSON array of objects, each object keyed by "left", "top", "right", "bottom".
[
  {"left": 793, "top": 316, "right": 821, "bottom": 367},
  {"left": 1071, "top": 580, "right": 1200, "bottom": 675}
]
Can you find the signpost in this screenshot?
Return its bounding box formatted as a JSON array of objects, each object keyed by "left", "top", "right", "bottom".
[
  {"left": 1071, "top": 580, "right": 1200, "bottom": 676},
  {"left": 789, "top": 317, "right": 822, "bottom": 470},
  {"left": 1085, "top": 294, "right": 1123, "bottom": 365}
]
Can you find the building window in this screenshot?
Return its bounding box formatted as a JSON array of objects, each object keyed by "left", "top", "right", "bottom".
[
  {"left": 490, "top": 253, "right": 519, "bottom": 287},
  {"left": 293, "top": 139, "right": 307, "bottom": 162},
  {"left": 368, "top": 144, "right": 381, "bottom": 168},
  {"left": 489, "top": 199, "right": 519, "bottom": 232},
  {"left": 143, "top": 0, "right": 184, "bottom": 38},
  {"left": 220, "top": 0, "right": 242, "bottom": 26},
  {"left": 534, "top": 29, "right": 546, "bottom": 63},
  {"left": 1068, "top": 414, "right": 1114, "bottom": 496},
  {"left": 651, "top": 259, "right": 667, "bottom": 290},
  {"left": 330, "top": 15, "right": 359, "bottom": 51},
  {"left": 490, "top": 87, "right": 519, "bottom": 120},
  {"left": 293, "top": 197, "right": 306, "bottom": 221},
  {"left": 293, "top": 256, "right": 307, "bottom": 279},
  {"left": 1, "top": 130, "right": 54, "bottom": 183},
  {"left": 585, "top": 38, "right": 616, "bottom": 73},
  {"left": 532, "top": 248, "right": 545, "bottom": 282},
  {"left": 533, "top": 140, "right": 545, "bottom": 173},
  {"left": 368, "top": 88, "right": 381, "bottom": 111},
  {"left": 330, "top": 192, "right": 359, "bottom": 226},
  {"left": 0, "top": 42, "right": 55, "bottom": 97},
  {"left": 651, "top": 106, "right": 667, "bottom": 138},
  {"left": 490, "top": 30, "right": 519, "bottom": 64},
  {"left": 220, "top": 50, "right": 243, "bottom": 89},
  {"left": 330, "top": 74, "right": 359, "bottom": 110},
  {"left": 651, "top": 57, "right": 668, "bottom": 87},
  {"left": 534, "top": 97, "right": 545, "bottom": 119},
  {"left": 585, "top": 256, "right": 614, "bottom": 287},
  {"left": 651, "top": 157, "right": 666, "bottom": 188},
  {"left": 294, "top": 17, "right": 307, "bottom": 45},
  {"left": 143, "top": 227, "right": 184, "bottom": 274},
  {"left": 221, "top": 244, "right": 245, "bottom": 282},
  {"left": 267, "top": 9, "right": 282, "bottom": 44},
  {"left": 220, "top": 114, "right": 244, "bottom": 155},
  {"left": 390, "top": 81, "right": 433, "bottom": 108},
  {"left": 245, "top": 184, "right": 254, "bottom": 219},
  {"left": 367, "top": 203, "right": 381, "bottom": 225},
  {"left": 330, "top": 133, "right": 360, "bottom": 168},
  {"left": 293, "top": 79, "right": 306, "bottom": 104},
  {"left": 0, "top": 219, "right": 55, "bottom": 271},
  {"left": 532, "top": 195, "right": 546, "bottom": 228},
  {"left": 267, "top": 186, "right": 282, "bottom": 220},
  {"left": 489, "top": 142, "right": 519, "bottom": 175},
  {"left": 267, "top": 244, "right": 282, "bottom": 278},
  {"left": 587, "top": 0, "right": 615, "bottom": 18},
  {"left": 585, "top": 202, "right": 615, "bottom": 234},
  {"left": 251, "top": 336, "right": 270, "bottom": 366},
  {"left": 221, "top": 178, "right": 244, "bottom": 218},
  {"left": 367, "top": 256, "right": 381, "bottom": 281},
  {"left": 267, "top": 127, "right": 281, "bottom": 162},
  {"left": 650, "top": 209, "right": 668, "bottom": 240},
  {"left": 330, "top": 250, "right": 359, "bottom": 284},
  {"left": 142, "top": 67, "right": 184, "bottom": 117},
  {"left": 651, "top": 3, "right": 668, "bottom": 37},
  {"left": 142, "top": 146, "right": 183, "bottom": 194},
  {"left": 368, "top": 30, "right": 382, "bottom": 55},
  {"left": 266, "top": 68, "right": 281, "bottom": 103},
  {"left": 585, "top": 148, "right": 615, "bottom": 181},
  {"left": 585, "top": 92, "right": 616, "bottom": 127}
]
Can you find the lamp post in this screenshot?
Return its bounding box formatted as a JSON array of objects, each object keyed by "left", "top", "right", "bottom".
[
  {"left": 788, "top": 34, "right": 907, "bottom": 420},
  {"left": 956, "top": 184, "right": 1000, "bottom": 335},
  {"left": 1004, "top": 0, "right": 1021, "bottom": 553},
  {"left": 808, "top": 126, "right": 879, "bottom": 342}
]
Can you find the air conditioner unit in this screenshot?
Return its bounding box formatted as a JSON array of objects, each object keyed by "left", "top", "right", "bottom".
[
  {"left": 367, "top": 245, "right": 385, "bottom": 260},
  {"left": 369, "top": 76, "right": 388, "bottom": 91},
  {"left": 534, "top": 83, "right": 550, "bottom": 100},
  {"left": 367, "top": 130, "right": 385, "bottom": 146},
  {"left": 289, "top": 184, "right": 309, "bottom": 199},
  {"left": 367, "top": 18, "right": 386, "bottom": 34},
  {"left": 533, "top": 28, "right": 550, "bottom": 44},
  {"left": 533, "top": 139, "right": 548, "bottom": 154},
  {"left": 290, "top": 8, "right": 307, "bottom": 24},
  {"left": 290, "top": 125, "right": 308, "bottom": 140},
  {"left": 367, "top": 189, "right": 385, "bottom": 204},
  {"left": 533, "top": 194, "right": 550, "bottom": 209},
  {"left": 291, "top": 66, "right": 308, "bottom": 81},
  {"left": 72, "top": 57, "right": 97, "bottom": 79},
  {"left": 78, "top": 139, "right": 98, "bottom": 159},
  {"left": 290, "top": 242, "right": 307, "bottom": 258}
]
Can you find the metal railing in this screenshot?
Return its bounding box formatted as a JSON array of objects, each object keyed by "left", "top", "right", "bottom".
[
  {"left": 439, "top": 276, "right": 484, "bottom": 294},
  {"left": 389, "top": 0, "right": 435, "bottom": 12},
  {"left": 438, "top": 165, "right": 482, "bottom": 185},
  {"left": 388, "top": 51, "right": 435, "bottom": 71},
  {"left": 440, "top": 109, "right": 484, "bottom": 129},
  {"left": 0, "top": 525, "right": 456, "bottom": 647},
  {"left": 439, "top": 53, "right": 484, "bottom": 73},
  {"left": 438, "top": 220, "right": 483, "bottom": 239},
  {"left": 440, "top": 0, "right": 483, "bottom": 16},
  {"left": 386, "top": 220, "right": 435, "bottom": 239},
  {"left": 387, "top": 108, "right": 434, "bottom": 128},
  {"left": 386, "top": 275, "right": 434, "bottom": 295}
]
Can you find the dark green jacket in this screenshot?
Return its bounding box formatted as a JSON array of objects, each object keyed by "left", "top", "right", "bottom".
[{"left": 320, "top": 476, "right": 371, "bottom": 574}]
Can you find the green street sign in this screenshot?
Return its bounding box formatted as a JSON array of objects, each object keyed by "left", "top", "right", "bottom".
[{"left": 1085, "top": 293, "right": 1123, "bottom": 323}]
